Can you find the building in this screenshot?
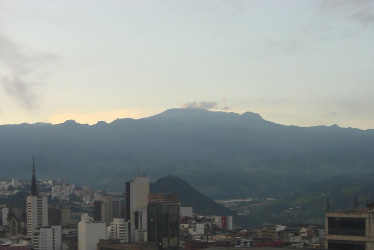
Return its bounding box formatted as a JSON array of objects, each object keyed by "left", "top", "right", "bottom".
[
  {"left": 125, "top": 182, "right": 131, "bottom": 221},
  {"left": 26, "top": 159, "right": 48, "bottom": 237},
  {"left": 1, "top": 207, "right": 9, "bottom": 226},
  {"left": 180, "top": 207, "right": 193, "bottom": 218},
  {"left": 109, "top": 218, "right": 131, "bottom": 243},
  {"left": 325, "top": 206, "right": 374, "bottom": 250},
  {"left": 0, "top": 245, "right": 30, "bottom": 250},
  {"left": 48, "top": 206, "right": 71, "bottom": 227},
  {"left": 185, "top": 239, "right": 235, "bottom": 250},
  {"left": 62, "top": 225, "right": 78, "bottom": 250},
  {"left": 93, "top": 195, "right": 113, "bottom": 225},
  {"left": 126, "top": 175, "right": 149, "bottom": 242},
  {"left": 61, "top": 207, "right": 71, "bottom": 226},
  {"left": 7, "top": 208, "right": 27, "bottom": 237},
  {"left": 78, "top": 213, "right": 107, "bottom": 250},
  {"left": 113, "top": 198, "right": 122, "bottom": 219},
  {"left": 126, "top": 175, "right": 149, "bottom": 226},
  {"left": 133, "top": 208, "right": 148, "bottom": 242},
  {"left": 48, "top": 206, "right": 62, "bottom": 226},
  {"left": 188, "top": 221, "right": 206, "bottom": 235},
  {"left": 32, "top": 225, "right": 62, "bottom": 250},
  {"left": 213, "top": 216, "right": 233, "bottom": 231},
  {"left": 96, "top": 240, "right": 157, "bottom": 250},
  {"left": 147, "top": 193, "right": 180, "bottom": 250}
]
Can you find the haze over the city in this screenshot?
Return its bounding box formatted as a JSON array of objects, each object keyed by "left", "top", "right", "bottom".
[{"left": 0, "top": 0, "right": 373, "bottom": 129}]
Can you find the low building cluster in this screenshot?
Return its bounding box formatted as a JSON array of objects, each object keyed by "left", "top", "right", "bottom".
[
  {"left": 0, "top": 179, "right": 21, "bottom": 197},
  {"left": 51, "top": 180, "right": 76, "bottom": 201},
  {"left": 0, "top": 163, "right": 239, "bottom": 250},
  {"left": 254, "top": 224, "right": 324, "bottom": 248},
  {"left": 3, "top": 160, "right": 358, "bottom": 250}
]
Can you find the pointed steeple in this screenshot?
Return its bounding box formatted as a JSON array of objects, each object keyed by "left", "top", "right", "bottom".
[{"left": 30, "top": 156, "right": 38, "bottom": 196}]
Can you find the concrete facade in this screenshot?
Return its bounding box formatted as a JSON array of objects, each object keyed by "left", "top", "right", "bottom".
[
  {"left": 325, "top": 210, "right": 374, "bottom": 250},
  {"left": 129, "top": 176, "right": 149, "bottom": 227}
]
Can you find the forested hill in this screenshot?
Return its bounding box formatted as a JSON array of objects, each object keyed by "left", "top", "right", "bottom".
[{"left": 150, "top": 175, "right": 233, "bottom": 216}]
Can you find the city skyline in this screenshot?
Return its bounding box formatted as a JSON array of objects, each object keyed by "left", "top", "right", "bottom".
[{"left": 0, "top": 1, "right": 373, "bottom": 129}]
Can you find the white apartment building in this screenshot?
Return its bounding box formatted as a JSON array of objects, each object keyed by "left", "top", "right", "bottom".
[
  {"left": 109, "top": 218, "right": 131, "bottom": 243},
  {"left": 1, "top": 207, "right": 9, "bottom": 226},
  {"left": 78, "top": 213, "right": 107, "bottom": 250},
  {"left": 27, "top": 195, "right": 48, "bottom": 237},
  {"left": 32, "top": 225, "right": 62, "bottom": 250}
]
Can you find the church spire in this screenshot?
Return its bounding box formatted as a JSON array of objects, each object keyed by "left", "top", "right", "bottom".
[{"left": 30, "top": 156, "right": 38, "bottom": 196}]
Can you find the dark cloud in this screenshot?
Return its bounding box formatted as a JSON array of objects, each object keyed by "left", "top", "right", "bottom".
[
  {"left": 222, "top": 106, "right": 231, "bottom": 111},
  {"left": 329, "top": 112, "right": 339, "bottom": 116},
  {"left": 181, "top": 101, "right": 218, "bottom": 110},
  {"left": 0, "top": 32, "right": 56, "bottom": 110}
]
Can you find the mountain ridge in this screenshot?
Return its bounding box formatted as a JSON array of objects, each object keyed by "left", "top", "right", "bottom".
[
  {"left": 1, "top": 108, "right": 374, "bottom": 201},
  {"left": 1, "top": 108, "right": 367, "bottom": 130}
]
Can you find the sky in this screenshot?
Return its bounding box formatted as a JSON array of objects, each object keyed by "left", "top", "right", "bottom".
[{"left": 0, "top": 0, "right": 373, "bottom": 129}]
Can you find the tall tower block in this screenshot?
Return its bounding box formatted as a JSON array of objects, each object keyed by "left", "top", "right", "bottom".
[{"left": 26, "top": 157, "right": 48, "bottom": 237}]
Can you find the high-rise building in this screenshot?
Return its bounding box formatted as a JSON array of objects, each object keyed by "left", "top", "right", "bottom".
[
  {"left": 32, "top": 225, "right": 62, "bottom": 250},
  {"left": 126, "top": 175, "right": 149, "bottom": 226},
  {"left": 125, "top": 175, "right": 149, "bottom": 242},
  {"left": 93, "top": 195, "right": 113, "bottom": 226},
  {"left": 78, "top": 213, "right": 107, "bottom": 250},
  {"left": 27, "top": 158, "right": 48, "bottom": 238},
  {"left": 147, "top": 193, "right": 180, "bottom": 250}
]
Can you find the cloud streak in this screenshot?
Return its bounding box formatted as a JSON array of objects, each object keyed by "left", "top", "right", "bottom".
[
  {"left": 0, "top": 31, "right": 56, "bottom": 110},
  {"left": 319, "top": 0, "right": 374, "bottom": 26}
]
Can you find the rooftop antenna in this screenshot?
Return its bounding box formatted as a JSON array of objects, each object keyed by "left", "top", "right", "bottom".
[{"left": 354, "top": 193, "right": 358, "bottom": 209}]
